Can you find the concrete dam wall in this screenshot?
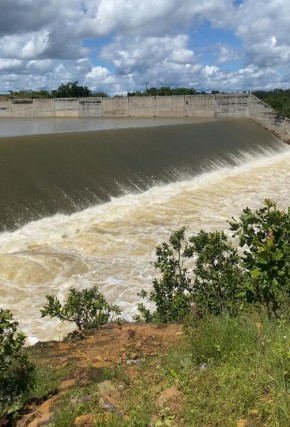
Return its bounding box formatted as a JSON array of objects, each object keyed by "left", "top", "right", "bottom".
[
  {"left": 1, "top": 93, "right": 289, "bottom": 142},
  {"left": 0, "top": 93, "right": 248, "bottom": 118}
]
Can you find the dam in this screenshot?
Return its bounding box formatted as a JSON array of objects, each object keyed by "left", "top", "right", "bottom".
[{"left": 0, "top": 109, "right": 290, "bottom": 343}]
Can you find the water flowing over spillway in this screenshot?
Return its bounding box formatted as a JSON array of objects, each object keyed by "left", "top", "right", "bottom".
[{"left": 0, "top": 117, "right": 289, "bottom": 343}]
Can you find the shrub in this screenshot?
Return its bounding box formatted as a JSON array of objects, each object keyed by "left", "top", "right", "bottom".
[
  {"left": 229, "top": 199, "right": 290, "bottom": 317},
  {"left": 41, "top": 286, "right": 121, "bottom": 334},
  {"left": 0, "top": 309, "right": 34, "bottom": 412},
  {"left": 189, "top": 230, "right": 246, "bottom": 316},
  {"left": 137, "top": 228, "right": 246, "bottom": 322},
  {"left": 138, "top": 200, "right": 290, "bottom": 323},
  {"left": 136, "top": 227, "right": 194, "bottom": 323}
]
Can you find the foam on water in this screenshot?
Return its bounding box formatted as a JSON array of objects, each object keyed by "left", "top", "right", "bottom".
[{"left": 0, "top": 143, "right": 290, "bottom": 344}]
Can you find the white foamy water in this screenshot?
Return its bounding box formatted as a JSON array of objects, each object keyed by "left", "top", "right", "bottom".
[{"left": 0, "top": 146, "right": 290, "bottom": 344}]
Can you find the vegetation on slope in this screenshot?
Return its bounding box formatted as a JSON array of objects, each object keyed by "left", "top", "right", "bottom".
[{"left": 253, "top": 89, "right": 290, "bottom": 119}]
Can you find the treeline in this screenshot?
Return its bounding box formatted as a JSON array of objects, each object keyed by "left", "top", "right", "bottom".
[
  {"left": 128, "top": 87, "right": 200, "bottom": 96},
  {"left": 253, "top": 88, "right": 290, "bottom": 118},
  {"left": 8, "top": 83, "right": 220, "bottom": 99},
  {"left": 8, "top": 81, "right": 107, "bottom": 99}
]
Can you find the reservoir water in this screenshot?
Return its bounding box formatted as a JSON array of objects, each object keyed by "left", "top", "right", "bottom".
[{"left": 0, "top": 117, "right": 289, "bottom": 343}]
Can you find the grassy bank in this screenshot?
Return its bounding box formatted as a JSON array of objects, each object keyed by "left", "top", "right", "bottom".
[{"left": 4, "top": 312, "right": 290, "bottom": 427}]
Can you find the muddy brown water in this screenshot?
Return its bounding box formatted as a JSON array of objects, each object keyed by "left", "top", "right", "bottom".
[{"left": 0, "top": 117, "right": 289, "bottom": 343}]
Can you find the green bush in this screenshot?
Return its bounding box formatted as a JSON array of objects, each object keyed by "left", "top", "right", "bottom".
[
  {"left": 229, "top": 199, "right": 290, "bottom": 318},
  {"left": 0, "top": 309, "right": 34, "bottom": 413},
  {"left": 41, "top": 286, "right": 121, "bottom": 334},
  {"left": 137, "top": 200, "right": 290, "bottom": 323},
  {"left": 136, "top": 227, "right": 195, "bottom": 323},
  {"left": 137, "top": 228, "right": 246, "bottom": 322},
  {"left": 189, "top": 230, "right": 246, "bottom": 316}
]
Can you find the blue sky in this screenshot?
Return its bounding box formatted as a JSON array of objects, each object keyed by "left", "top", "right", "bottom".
[{"left": 0, "top": 0, "right": 289, "bottom": 95}]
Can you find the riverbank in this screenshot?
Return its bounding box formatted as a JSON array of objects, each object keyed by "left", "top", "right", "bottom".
[{"left": 2, "top": 314, "right": 290, "bottom": 427}]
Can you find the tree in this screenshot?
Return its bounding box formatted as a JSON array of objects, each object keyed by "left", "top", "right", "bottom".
[
  {"left": 0, "top": 309, "right": 34, "bottom": 412},
  {"left": 128, "top": 87, "right": 197, "bottom": 97},
  {"left": 51, "top": 81, "right": 91, "bottom": 98},
  {"left": 41, "top": 286, "right": 121, "bottom": 334},
  {"left": 189, "top": 230, "right": 246, "bottom": 316},
  {"left": 229, "top": 199, "right": 290, "bottom": 317},
  {"left": 9, "top": 89, "right": 51, "bottom": 99},
  {"left": 136, "top": 228, "right": 194, "bottom": 323},
  {"left": 92, "top": 91, "right": 108, "bottom": 97},
  {"left": 137, "top": 228, "right": 245, "bottom": 323}
]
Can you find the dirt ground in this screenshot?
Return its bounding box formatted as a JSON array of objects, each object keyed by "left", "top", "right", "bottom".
[{"left": 1, "top": 323, "right": 184, "bottom": 427}]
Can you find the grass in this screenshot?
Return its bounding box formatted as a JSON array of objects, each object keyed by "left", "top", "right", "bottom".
[{"left": 5, "top": 312, "right": 290, "bottom": 426}]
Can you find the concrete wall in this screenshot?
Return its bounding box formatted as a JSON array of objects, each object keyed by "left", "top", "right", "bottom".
[
  {"left": 79, "top": 98, "right": 103, "bottom": 117},
  {"left": 185, "top": 94, "right": 215, "bottom": 117},
  {"left": 215, "top": 93, "right": 249, "bottom": 117},
  {"left": 0, "top": 93, "right": 289, "bottom": 142},
  {"left": 249, "top": 94, "right": 290, "bottom": 143},
  {"left": 0, "top": 94, "right": 246, "bottom": 119}
]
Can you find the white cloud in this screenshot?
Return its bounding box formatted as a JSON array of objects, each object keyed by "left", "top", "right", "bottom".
[
  {"left": 101, "top": 34, "right": 196, "bottom": 75},
  {"left": 26, "top": 59, "right": 54, "bottom": 72},
  {"left": 216, "top": 44, "right": 240, "bottom": 64},
  {"left": 21, "top": 32, "right": 50, "bottom": 59},
  {"left": 0, "top": 0, "right": 289, "bottom": 93},
  {"left": 0, "top": 59, "right": 23, "bottom": 71},
  {"left": 232, "top": 0, "right": 290, "bottom": 67},
  {"left": 86, "top": 66, "right": 111, "bottom": 80}
]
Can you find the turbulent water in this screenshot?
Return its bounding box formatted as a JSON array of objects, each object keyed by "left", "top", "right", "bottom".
[{"left": 0, "top": 117, "right": 289, "bottom": 344}]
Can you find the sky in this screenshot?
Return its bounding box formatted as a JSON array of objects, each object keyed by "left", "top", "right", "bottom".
[{"left": 0, "top": 0, "right": 289, "bottom": 95}]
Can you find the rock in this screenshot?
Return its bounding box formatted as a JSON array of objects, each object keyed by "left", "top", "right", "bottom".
[
  {"left": 17, "top": 395, "right": 58, "bottom": 427},
  {"left": 59, "top": 378, "right": 76, "bottom": 391},
  {"left": 97, "top": 381, "right": 123, "bottom": 415},
  {"left": 155, "top": 386, "right": 181, "bottom": 409},
  {"left": 75, "top": 413, "right": 112, "bottom": 426},
  {"left": 70, "top": 395, "right": 93, "bottom": 405},
  {"left": 58, "top": 343, "right": 71, "bottom": 351},
  {"left": 126, "top": 358, "right": 144, "bottom": 365},
  {"left": 129, "top": 352, "right": 138, "bottom": 360},
  {"left": 27, "top": 412, "right": 55, "bottom": 427},
  {"left": 74, "top": 414, "right": 94, "bottom": 426},
  {"left": 99, "top": 394, "right": 122, "bottom": 414},
  {"left": 97, "top": 380, "right": 117, "bottom": 396},
  {"left": 127, "top": 329, "right": 136, "bottom": 339},
  {"left": 38, "top": 396, "right": 58, "bottom": 414}
]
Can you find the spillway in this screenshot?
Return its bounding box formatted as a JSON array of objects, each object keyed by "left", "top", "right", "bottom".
[{"left": 0, "top": 117, "right": 289, "bottom": 343}]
